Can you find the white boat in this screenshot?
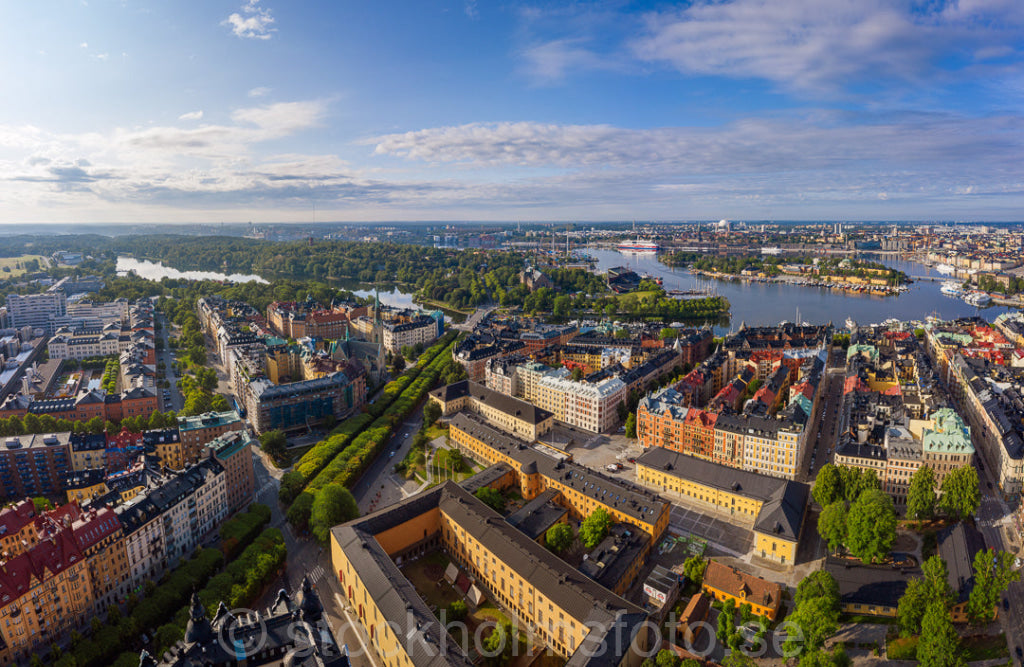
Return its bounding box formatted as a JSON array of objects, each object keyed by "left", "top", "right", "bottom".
[
  {"left": 935, "top": 263, "right": 956, "bottom": 275},
  {"left": 940, "top": 281, "right": 963, "bottom": 296},
  {"left": 617, "top": 238, "right": 659, "bottom": 252},
  {"left": 845, "top": 317, "right": 857, "bottom": 330},
  {"left": 964, "top": 291, "right": 992, "bottom": 306}
]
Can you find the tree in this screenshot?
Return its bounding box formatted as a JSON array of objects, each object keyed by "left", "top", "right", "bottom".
[
  {"left": 624, "top": 412, "right": 637, "bottom": 439},
  {"left": 817, "top": 501, "right": 848, "bottom": 553},
  {"left": 967, "top": 548, "right": 1021, "bottom": 625},
  {"left": 907, "top": 465, "right": 938, "bottom": 520},
  {"left": 799, "top": 646, "right": 850, "bottom": 667},
  {"left": 423, "top": 400, "right": 442, "bottom": 427},
  {"left": 259, "top": 430, "right": 288, "bottom": 461},
  {"left": 917, "top": 600, "right": 962, "bottom": 667},
  {"left": 783, "top": 596, "right": 839, "bottom": 655},
  {"left": 579, "top": 508, "right": 612, "bottom": 549},
  {"left": 897, "top": 555, "right": 953, "bottom": 636},
  {"left": 475, "top": 487, "right": 505, "bottom": 513},
  {"left": 846, "top": 489, "right": 897, "bottom": 563},
  {"left": 795, "top": 570, "right": 840, "bottom": 611},
  {"left": 656, "top": 649, "right": 681, "bottom": 667},
  {"left": 391, "top": 354, "right": 406, "bottom": 374},
  {"left": 447, "top": 600, "right": 468, "bottom": 622},
  {"left": 660, "top": 327, "right": 677, "bottom": 340},
  {"left": 309, "top": 484, "right": 359, "bottom": 543},
  {"left": 545, "top": 523, "right": 573, "bottom": 553},
  {"left": 482, "top": 620, "right": 515, "bottom": 665},
  {"left": 812, "top": 464, "right": 843, "bottom": 507},
  {"left": 571, "top": 367, "right": 585, "bottom": 381},
  {"left": 86, "top": 416, "right": 104, "bottom": 434},
  {"left": 682, "top": 555, "right": 707, "bottom": 586},
  {"left": 939, "top": 466, "right": 980, "bottom": 520}
]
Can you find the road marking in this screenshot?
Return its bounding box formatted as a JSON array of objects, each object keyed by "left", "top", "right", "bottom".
[{"left": 334, "top": 592, "right": 381, "bottom": 667}]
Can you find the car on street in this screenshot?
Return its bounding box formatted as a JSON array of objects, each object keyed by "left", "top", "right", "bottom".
[
  {"left": 1015, "top": 646, "right": 1022, "bottom": 660},
  {"left": 389, "top": 450, "right": 396, "bottom": 458},
  {"left": 1004, "top": 598, "right": 1010, "bottom": 611},
  {"left": 988, "top": 482, "right": 994, "bottom": 489},
  {"left": 627, "top": 457, "right": 636, "bottom": 463},
  {"left": 605, "top": 464, "right": 621, "bottom": 472}
]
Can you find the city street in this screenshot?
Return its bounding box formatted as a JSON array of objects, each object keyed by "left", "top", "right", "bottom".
[
  {"left": 155, "top": 311, "right": 183, "bottom": 413},
  {"left": 798, "top": 368, "right": 845, "bottom": 483}
]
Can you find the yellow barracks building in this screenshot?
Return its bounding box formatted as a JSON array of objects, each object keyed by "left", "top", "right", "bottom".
[
  {"left": 331, "top": 480, "right": 653, "bottom": 667},
  {"left": 635, "top": 447, "right": 809, "bottom": 566},
  {"left": 448, "top": 411, "right": 671, "bottom": 550}
]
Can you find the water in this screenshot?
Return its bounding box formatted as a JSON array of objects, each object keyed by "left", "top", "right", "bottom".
[
  {"left": 116, "top": 256, "right": 267, "bottom": 284},
  {"left": 583, "top": 248, "right": 1018, "bottom": 331},
  {"left": 352, "top": 287, "right": 417, "bottom": 310}
]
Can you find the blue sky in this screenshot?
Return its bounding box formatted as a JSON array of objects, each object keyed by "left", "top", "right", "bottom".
[{"left": 0, "top": 0, "right": 1022, "bottom": 223}]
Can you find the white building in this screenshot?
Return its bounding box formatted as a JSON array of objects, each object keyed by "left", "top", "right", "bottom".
[
  {"left": 535, "top": 372, "right": 627, "bottom": 433},
  {"left": 382, "top": 315, "right": 442, "bottom": 354},
  {"left": 5, "top": 291, "right": 66, "bottom": 334}
]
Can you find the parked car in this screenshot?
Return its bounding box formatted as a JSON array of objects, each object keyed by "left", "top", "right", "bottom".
[
  {"left": 627, "top": 457, "right": 636, "bottom": 463},
  {"left": 605, "top": 464, "right": 620, "bottom": 472}
]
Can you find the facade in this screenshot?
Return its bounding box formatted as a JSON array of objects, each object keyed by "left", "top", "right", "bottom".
[
  {"left": 535, "top": 373, "right": 627, "bottom": 433},
  {"left": 207, "top": 429, "right": 256, "bottom": 514},
  {"left": 331, "top": 480, "right": 652, "bottom": 667},
  {"left": 429, "top": 380, "right": 554, "bottom": 441},
  {"left": 176, "top": 410, "right": 244, "bottom": 470},
  {"left": 382, "top": 314, "right": 443, "bottom": 354},
  {"left": 5, "top": 291, "right": 67, "bottom": 334},
  {"left": 449, "top": 412, "right": 670, "bottom": 545},
  {"left": 244, "top": 367, "right": 365, "bottom": 434},
  {"left": 635, "top": 447, "right": 808, "bottom": 565},
  {"left": 0, "top": 432, "right": 72, "bottom": 501},
  {"left": 701, "top": 561, "right": 783, "bottom": 620}
]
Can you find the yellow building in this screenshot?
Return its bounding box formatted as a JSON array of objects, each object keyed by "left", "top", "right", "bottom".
[
  {"left": 449, "top": 412, "right": 670, "bottom": 548},
  {"left": 635, "top": 447, "right": 808, "bottom": 566},
  {"left": 331, "top": 481, "right": 652, "bottom": 667},
  {"left": 429, "top": 380, "right": 554, "bottom": 441},
  {"left": 701, "top": 561, "right": 783, "bottom": 620}
]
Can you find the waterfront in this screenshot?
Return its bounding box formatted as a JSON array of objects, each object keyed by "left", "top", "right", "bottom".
[
  {"left": 116, "top": 256, "right": 267, "bottom": 284},
  {"left": 584, "top": 248, "right": 1017, "bottom": 331}
]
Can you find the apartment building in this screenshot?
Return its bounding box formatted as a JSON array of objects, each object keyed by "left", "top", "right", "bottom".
[
  {"left": 535, "top": 372, "right": 627, "bottom": 433},
  {"left": 5, "top": 291, "right": 67, "bottom": 334},
  {"left": 206, "top": 429, "right": 256, "bottom": 514},
  {"left": 0, "top": 432, "right": 72, "bottom": 501},
  {"left": 382, "top": 314, "right": 443, "bottom": 354},
  {"left": 176, "top": 410, "right": 244, "bottom": 469}
]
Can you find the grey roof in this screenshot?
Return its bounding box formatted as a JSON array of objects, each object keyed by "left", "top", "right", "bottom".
[
  {"left": 452, "top": 411, "right": 668, "bottom": 526},
  {"left": 635, "top": 446, "right": 807, "bottom": 541},
  {"left": 431, "top": 380, "right": 554, "bottom": 426},
  {"left": 825, "top": 556, "right": 917, "bottom": 609},
  {"left": 937, "top": 523, "right": 987, "bottom": 604},
  {"left": 505, "top": 488, "right": 567, "bottom": 540}
]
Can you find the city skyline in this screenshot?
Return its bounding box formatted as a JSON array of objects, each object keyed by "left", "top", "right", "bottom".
[{"left": 0, "top": 0, "right": 1022, "bottom": 223}]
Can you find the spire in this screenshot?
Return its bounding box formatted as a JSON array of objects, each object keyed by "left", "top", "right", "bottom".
[
  {"left": 298, "top": 574, "right": 324, "bottom": 622},
  {"left": 184, "top": 591, "right": 213, "bottom": 645}
]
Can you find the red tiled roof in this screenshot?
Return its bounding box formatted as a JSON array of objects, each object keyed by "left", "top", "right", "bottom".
[
  {"left": 0, "top": 530, "right": 84, "bottom": 605},
  {"left": 0, "top": 501, "right": 36, "bottom": 539},
  {"left": 702, "top": 561, "right": 781, "bottom": 610}
]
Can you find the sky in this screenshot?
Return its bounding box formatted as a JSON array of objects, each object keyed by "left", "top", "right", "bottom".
[{"left": 0, "top": 0, "right": 1022, "bottom": 224}]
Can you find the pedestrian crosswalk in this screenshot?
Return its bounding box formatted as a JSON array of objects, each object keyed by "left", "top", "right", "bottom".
[{"left": 308, "top": 564, "right": 327, "bottom": 584}]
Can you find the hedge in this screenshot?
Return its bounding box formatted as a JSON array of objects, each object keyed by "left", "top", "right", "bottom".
[
  {"left": 218, "top": 502, "right": 271, "bottom": 559},
  {"left": 137, "top": 528, "right": 288, "bottom": 662},
  {"left": 65, "top": 504, "right": 272, "bottom": 667},
  {"left": 281, "top": 331, "right": 458, "bottom": 507}
]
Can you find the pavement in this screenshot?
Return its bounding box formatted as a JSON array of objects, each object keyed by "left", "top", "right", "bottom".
[{"left": 155, "top": 312, "right": 183, "bottom": 412}]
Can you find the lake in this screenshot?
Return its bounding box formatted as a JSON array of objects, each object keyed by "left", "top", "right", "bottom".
[
  {"left": 117, "top": 256, "right": 267, "bottom": 284},
  {"left": 583, "top": 248, "right": 1017, "bottom": 331}
]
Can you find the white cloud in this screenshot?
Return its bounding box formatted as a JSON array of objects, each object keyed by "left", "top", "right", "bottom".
[
  {"left": 465, "top": 0, "right": 478, "bottom": 20},
  {"left": 178, "top": 111, "right": 204, "bottom": 121},
  {"left": 520, "top": 38, "right": 621, "bottom": 83},
  {"left": 223, "top": 0, "right": 276, "bottom": 40},
  {"left": 79, "top": 42, "right": 88, "bottom": 49},
  {"left": 93, "top": 53, "right": 108, "bottom": 61},
  {"left": 247, "top": 86, "right": 272, "bottom": 98},
  {"left": 630, "top": 0, "right": 1024, "bottom": 93}
]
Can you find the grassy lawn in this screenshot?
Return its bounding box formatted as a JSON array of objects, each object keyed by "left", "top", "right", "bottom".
[
  {"left": 839, "top": 614, "right": 897, "bottom": 625},
  {"left": 424, "top": 423, "right": 449, "bottom": 442},
  {"left": 887, "top": 636, "right": 918, "bottom": 660},
  {"left": 0, "top": 255, "right": 46, "bottom": 277},
  {"left": 615, "top": 289, "right": 661, "bottom": 303},
  {"left": 961, "top": 634, "right": 1009, "bottom": 661}
]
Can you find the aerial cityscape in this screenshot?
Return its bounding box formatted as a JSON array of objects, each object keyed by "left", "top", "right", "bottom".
[{"left": 1, "top": 2, "right": 1024, "bottom": 667}]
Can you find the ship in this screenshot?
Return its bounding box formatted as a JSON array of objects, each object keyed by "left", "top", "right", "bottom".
[
  {"left": 617, "top": 238, "right": 660, "bottom": 252},
  {"left": 964, "top": 291, "right": 992, "bottom": 307},
  {"left": 940, "top": 280, "right": 963, "bottom": 296},
  {"left": 845, "top": 317, "right": 857, "bottom": 330},
  {"left": 935, "top": 263, "right": 956, "bottom": 276}
]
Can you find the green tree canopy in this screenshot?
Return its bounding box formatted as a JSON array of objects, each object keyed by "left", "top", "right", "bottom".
[
  {"left": 897, "top": 555, "right": 953, "bottom": 637},
  {"left": 682, "top": 555, "right": 707, "bottom": 586},
  {"left": 795, "top": 570, "right": 841, "bottom": 612},
  {"left": 917, "top": 599, "right": 962, "bottom": 667},
  {"left": 259, "top": 430, "right": 288, "bottom": 461},
  {"left": 907, "top": 465, "right": 938, "bottom": 520},
  {"left": 846, "top": 488, "right": 897, "bottom": 563},
  {"left": 655, "top": 649, "right": 681, "bottom": 667},
  {"left": 579, "top": 508, "right": 612, "bottom": 549},
  {"left": 817, "top": 500, "right": 848, "bottom": 553},
  {"left": 545, "top": 523, "right": 574, "bottom": 554},
  {"left": 475, "top": 487, "right": 506, "bottom": 513},
  {"left": 423, "top": 400, "right": 442, "bottom": 427},
  {"left": 967, "top": 549, "right": 1020, "bottom": 625},
  {"left": 624, "top": 412, "right": 637, "bottom": 439},
  {"left": 309, "top": 484, "right": 359, "bottom": 543},
  {"left": 812, "top": 464, "right": 843, "bottom": 507},
  {"left": 939, "top": 466, "right": 980, "bottom": 521}
]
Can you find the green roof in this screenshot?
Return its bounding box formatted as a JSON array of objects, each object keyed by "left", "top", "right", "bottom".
[{"left": 922, "top": 408, "right": 973, "bottom": 454}]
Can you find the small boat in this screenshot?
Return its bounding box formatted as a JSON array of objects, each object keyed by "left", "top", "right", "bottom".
[
  {"left": 935, "top": 263, "right": 956, "bottom": 276},
  {"left": 940, "top": 281, "right": 963, "bottom": 297},
  {"left": 845, "top": 317, "right": 857, "bottom": 330},
  {"left": 964, "top": 291, "right": 992, "bottom": 306}
]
